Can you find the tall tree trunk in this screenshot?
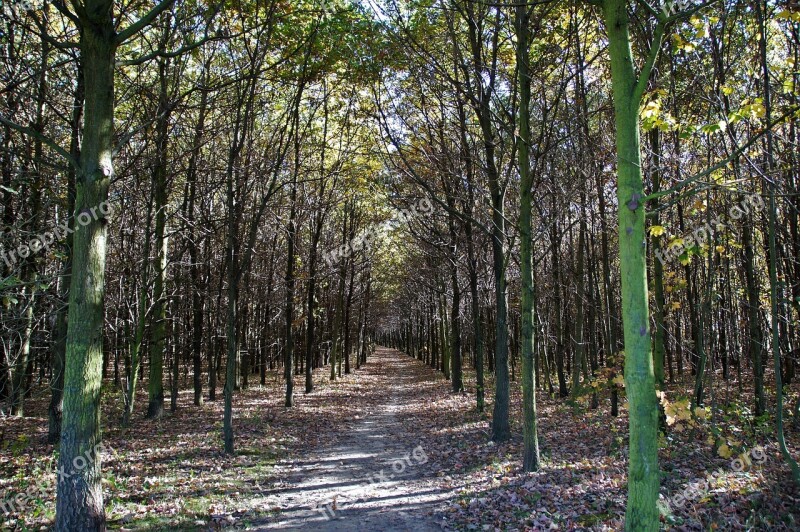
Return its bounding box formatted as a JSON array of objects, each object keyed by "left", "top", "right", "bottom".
[
  {"left": 222, "top": 237, "right": 239, "bottom": 454},
  {"left": 742, "top": 204, "right": 764, "bottom": 415},
  {"left": 261, "top": 234, "right": 277, "bottom": 386},
  {"left": 595, "top": 150, "right": 620, "bottom": 416},
  {"left": 438, "top": 284, "right": 450, "bottom": 379},
  {"left": 550, "top": 216, "right": 568, "bottom": 398},
  {"left": 447, "top": 206, "right": 463, "bottom": 392},
  {"left": 516, "top": 0, "right": 540, "bottom": 471},
  {"left": 450, "top": 260, "right": 463, "bottom": 392},
  {"left": 648, "top": 128, "right": 667, "bottom": 389},
  {"left": 602, "top": 0, "right": 662, "bottom": 527},
  {"left": 147, "top": 58, "right": 171, "bottom": 420},
  {"left": 56, "top": 3, "right": 118, "bottom": 526},
  {"left": 757, "top": 0, "right": 800, "bottom": 484},
  {"left": 455, "top": 3, "right": 509, "bottom": 440},
  {"left": 223, "top": 146, "right": 241, "bottom": 453},
  {"left": 284, "top": 144, "right": 298, "bottom": 407},
  {"left": 187, "top": 82, "right": 208, "bottom": 407},
  {"left": 343, "top": 248, "right": 356, "bottom": 376},
  {"left": 49, "top": 63, "right": 84, "bottom": 442},
  {"left": 305, "top": 225, "right": 321, "bottom": 393},
  {"left": 222, "top": 73, "right": 256, "bottom": 454},
  {"left": 330, "top": 214, "right": 347, "bottom": 381},
  {"left": 571, "top": 195, "right": 588, "bottom": 398},
  {"left": 11, "top": 27, "right": 48, "bottom": 417},
  {"left": 454, "top": 81, "right": 484, "bottom": 411},
  {"left": 123, "top": 197, "right": 153, "bottom": 426}
]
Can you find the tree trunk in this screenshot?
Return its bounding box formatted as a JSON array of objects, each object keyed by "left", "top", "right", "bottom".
[
  {"left": 757, "top": 0, "right": 800, "bottom": 484},
  {"left": 648, "top": 128, "right": 667, "bottom": 389},
  {"left": 602, "top": 0, "right": 660, "bottom": 527},
  {"left": 123, "top": 198, "right": 153, "bottom": 427},
  {"left": 284, "top": 154, "right": 298, "bottom": 407},
  {"left": 187, "top": 82, "right": 208, "bottom": 406},
  {"left": 516, "top": 0, "right": 540, "bottom": 471},
  {"left": 147, "top": 58, "right": 171, "bottom": 420},
  {"left": 550, "top": 217, "right": 568, "bottom": 398},
  {"left": 56, "top": 7, "right": 116, "bottom": 527},
  {"left": 49, "top": 64, "right": 83, "bottom": 442}
]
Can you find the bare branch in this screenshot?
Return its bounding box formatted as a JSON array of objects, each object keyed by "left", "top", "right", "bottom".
[
  {"left": 0, "top": 115, "right": 79, "bottom": 170},
  {"left": 115, "top": 0, "right": 176, "bottom": 45}
]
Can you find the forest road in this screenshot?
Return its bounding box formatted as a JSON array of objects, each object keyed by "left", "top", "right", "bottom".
[{"left": 250, "top": 347, "right": 452, "bottom": 531}]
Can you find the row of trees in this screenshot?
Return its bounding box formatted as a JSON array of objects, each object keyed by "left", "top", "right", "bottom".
[
  {"left": 0, "top": 0, "right": 399, "bottom": 528},
  {"left": 370, "top": 0, "right": 800, "bottom": 528}
]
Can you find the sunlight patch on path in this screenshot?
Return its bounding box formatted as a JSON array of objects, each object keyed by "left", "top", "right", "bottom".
[{"left": 250, "top": 348, "right": 451, "bottom": 531}]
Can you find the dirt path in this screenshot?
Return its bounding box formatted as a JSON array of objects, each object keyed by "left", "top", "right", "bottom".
[{"left": 252, "top": 348, "right": 452, "bottom": 531}]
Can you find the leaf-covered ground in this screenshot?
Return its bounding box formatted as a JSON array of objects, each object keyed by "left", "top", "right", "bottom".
[{"left": 1, "top": 347, "right": 798, "bottom": 530}]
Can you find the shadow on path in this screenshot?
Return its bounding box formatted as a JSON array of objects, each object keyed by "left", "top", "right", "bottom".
[{"left": 251, "top": 347, "right": 450, "bottom": 531}]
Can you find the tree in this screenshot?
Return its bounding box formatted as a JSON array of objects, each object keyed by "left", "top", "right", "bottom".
[
  {"left": 515, "top": 0, "right": 540, "bottom": 472},
  {"left": 599, "top": 0, "right": 667, "bottom": 527},
  {"left": 54, "top": 0, "right": 176, "bottom": 527}
]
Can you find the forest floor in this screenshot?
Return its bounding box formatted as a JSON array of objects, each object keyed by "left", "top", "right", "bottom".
[
  {"left": 1, "top": 347, "right": 799, "bottom": 531},
  {"left": 248, "top": 347, "right": 450, "bottom": 530}
]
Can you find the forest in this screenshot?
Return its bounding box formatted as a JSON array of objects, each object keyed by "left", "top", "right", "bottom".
[{"left": 1, "top": 0, "right": 799, "bottom": 530}]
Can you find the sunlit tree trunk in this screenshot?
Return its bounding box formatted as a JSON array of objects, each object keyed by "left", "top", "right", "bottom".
[
  {"left": 56, "top": 1, "right": 119, "bottom": 526},
  {"left": 601, "top": 0, "right": 661, "bottom": 527}
]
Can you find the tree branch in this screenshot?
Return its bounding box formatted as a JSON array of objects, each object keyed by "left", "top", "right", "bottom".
[
  {"left": 0, "top": 115, "right": 79, "bottom": 169},
  {"left": 115, "top": 0, "right": 176, "bottom": 45},
  {"left": 636, "top": 0, "right": 661, "bottom": 18},
  {"left": 51, "top": 0, "right": 80, "bottom": 26},
  {"left": 118, "top": 35, "right": 214, "bottom": 66},
  {"left": 633, "top": 0, "right": 723, "bottom": 104},
  {"left": 633, "top": 20, "right": 666, "bottom": 104}
]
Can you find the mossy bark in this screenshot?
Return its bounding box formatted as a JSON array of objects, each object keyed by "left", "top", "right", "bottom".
[
  {"left": 56, "top": 6, "right": 115, "bottom": 528},
  {"left": 602, "top": 0, "right": 660, "bottom": 528}
]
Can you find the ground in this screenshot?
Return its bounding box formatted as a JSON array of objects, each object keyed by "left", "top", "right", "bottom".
[
  {"left": 1, "top": 347, "right": 798, "bottom": 530},
  {"left": 249, "top": 349, "right": 448, "bottom": 530}
]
